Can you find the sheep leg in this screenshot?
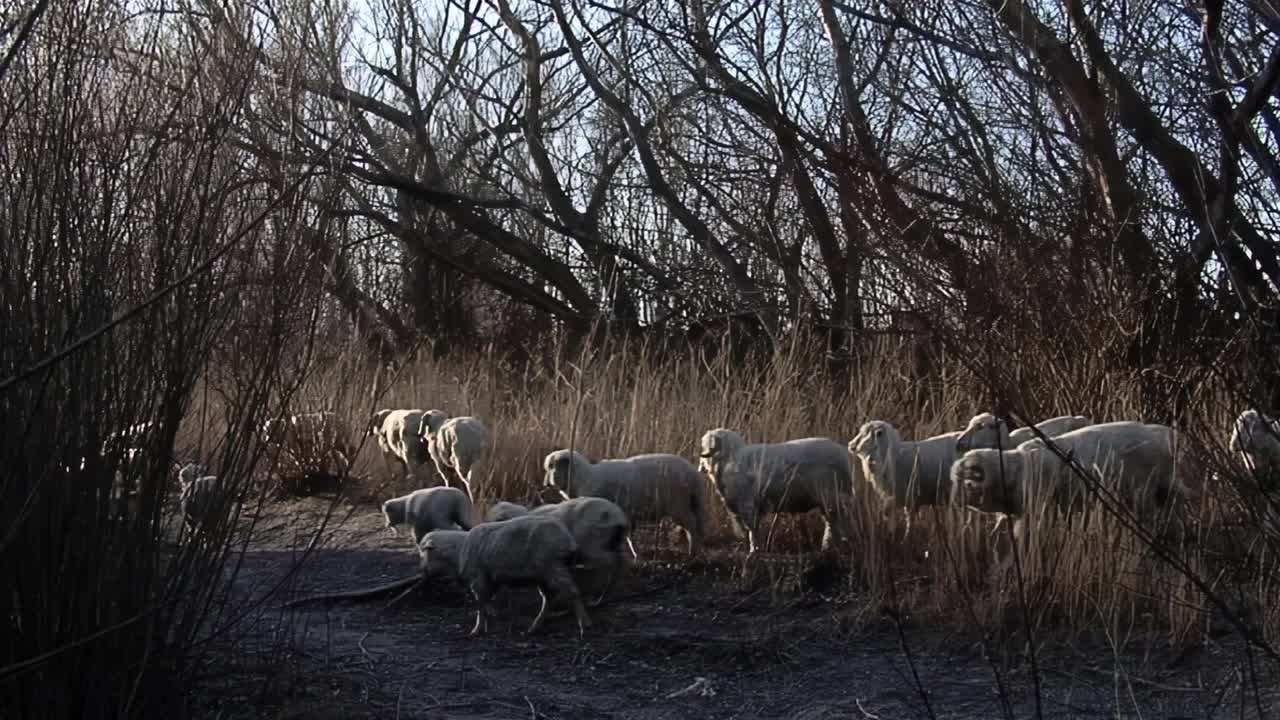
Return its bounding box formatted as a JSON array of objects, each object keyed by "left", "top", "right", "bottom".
[
  {"left": 625, "top": 535, "right": 639, "bottom": 559},
  {"left": 684, "top": 525, "right": 699, "bottom": 557},
  {"left": 568, "top": 595, "right": 592, "bottom": 638},
  {"left": 591, "top": 553, "right": 625, "bottom": 607},
  {"left": 455, "top": 465, "right": 474, "bottom": 501},
  {"left": 819, "top": 517, "right": 834, "bottom": 551},
  {"left": 470, "top": 579, "right": 493, "bottom": 636},
  {"left": 547, "top": 565, "right": 591, "bottom": 636},
  {"left": 527, "top": 588, "right": 551, "bottom": 634}
]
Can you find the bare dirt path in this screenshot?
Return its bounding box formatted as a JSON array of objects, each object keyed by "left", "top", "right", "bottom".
[{"left": 190, "top": 496, "right": 1275, "bottom": 719}]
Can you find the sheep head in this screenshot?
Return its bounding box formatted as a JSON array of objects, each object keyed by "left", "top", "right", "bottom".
[
  {"left": 698, "top": 428, "right": 743, "bottom": 479},
  {"left": 177, "top": 462, "right": 208, "bottom": 490},
  {"left": 1230, "top": 409, "right": 1280, "bottom": 490},
  {"left": 950, "top": 449, "right": 1023, "bottom": 515},
  {"left": 850, "top": 420, "right": 899, "bottom": 475},
  {"left": 367, "top": 409, "right": 392, "bottom": 437},
  {"left": 955, "top": 412, "right": 1011, "bottom": 452},
  {"left": 381, "top": 497, "right": 405, "bottom": 535},
  {"left": 419, "top": 529, "right": 466, "bottom": 577},
  {"left": 543, "top": 449, "right": 586, "bottom": 498}
]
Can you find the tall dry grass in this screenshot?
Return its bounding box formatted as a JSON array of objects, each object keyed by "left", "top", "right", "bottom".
[{"left": 276, "top": 328, "right": 1280, "bottom": 662}]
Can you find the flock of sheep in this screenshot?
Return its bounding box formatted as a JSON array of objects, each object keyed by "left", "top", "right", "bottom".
[{"left": 157, "top": 405, "right": 1280, "bottom": 637}]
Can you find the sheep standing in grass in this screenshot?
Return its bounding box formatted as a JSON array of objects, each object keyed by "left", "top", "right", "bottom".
[
  {"left": 368, "top": 409, "right": 429, "bottom": 483},
  {"left": 1229, "top": 409, "right": 1280, "bottom": 493},
  {"left": 419, "top": 411, "right": 491, "bottom": 499},
  {"left": 849, "top": 420, "right": 966, "bottom": 536},
  {"left": 955, "top": 412, "right": 1093, "bottom": 452},
  {"left": 382, "top": 486, "right": 475, "bottom": 545},
  {"left": 698, "top": 429, "right": 855, "bottom": 555},
  {"left": 543, "top": 449, "right": 707, "bottom": 557},
  {"left": 950, "top": 421, "right": 1198, "bottom": 547},
  {"left": 454, "top": 513, "right": 591, "bottom": 636},
  {"left": 527, "top": 497, "right": 631, "bottom": 606},
  {"left": 177, "top": 462, "right": 231, "bottom": 533}
]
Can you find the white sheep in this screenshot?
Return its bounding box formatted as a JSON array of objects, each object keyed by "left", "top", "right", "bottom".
[
  {"left": 452, "top": 513, "right": 592, "bottom": 636},
  {"left": 367, "top": 408, "right": 429, "bottom": 482},
  {"left": 419, "top": 411, "right": 491, "bottom": 499},
  {"left": 955, "top": 412, "right": 1093, "bottom": 452},
  {"left": 543, "top": 449, "right": 708, "bottom": 557},
  {"left": 698, "top": 429, "right": 855, "bottom": 554},
  {"left": 1229, "top": 409, "right": 1280, "bottom": 492},
  {"left": 381, "top": 486, "right": 475, "bottom": 545},
  {"left": 849, "top": 420, "right": 965, "bottom": 536},
  {"left": 950, "top": 421, "right": 1198, "bottom": 546},
  {"left": 527, "top": 496, "right": 631, "bottom": 606},
  {"left": 485, "top": 501, "right": 531, "bottom": 523}
]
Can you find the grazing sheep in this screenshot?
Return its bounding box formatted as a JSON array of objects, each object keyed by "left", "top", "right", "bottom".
[
  {"left": 485, "top": 501, "right": 531, "bottom": 523},
  {"left": 456, "top": 513, "right": 591, "bottom": 636},
  {"left": 381, "top": 486, "right": 475, "bottom": 545},
  {"left": 955, "top": 412, "right": 1093, "bottom": 452},
  {"left": 1229, "top": 409, "right": 1280, "bottom": 492},
  {"left": 418, "top": 528, "right": 469, "bottom": 578},
  {"left": 849, "top": 420, "right": 965, "bottom": 536},
  {"left": 698, "top": 429, "right": 855, "bottom": 554},
  {"left": 543, "top": 449, "right": 708, "bottom": 557},
  {"left": 367, "top": 408, "right": 430, "bottom": 482},
  {"left": 950, "top": 421, "right": 1198, "bottom": 546},
  {"left": 419, "top": 412, "right": 491, "bottom": 499},
  {"left": 529, "top": 497, "right": 631, "bottom": 606}
]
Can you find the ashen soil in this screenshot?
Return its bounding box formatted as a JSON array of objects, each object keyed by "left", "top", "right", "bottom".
[{"left": 189, "top": 493, "right": 1278, "bottom": 720}]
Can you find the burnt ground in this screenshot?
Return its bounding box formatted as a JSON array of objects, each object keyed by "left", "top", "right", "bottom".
[{"left": 189, "top": 495, "right": 1279, "bottom": 720}]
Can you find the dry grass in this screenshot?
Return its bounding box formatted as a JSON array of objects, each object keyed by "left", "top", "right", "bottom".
[{"left": 194, "top": 331, "right": 1280, "bottom": 658}]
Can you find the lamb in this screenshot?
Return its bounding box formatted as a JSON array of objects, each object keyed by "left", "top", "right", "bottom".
[
  {"left": 950, "top": 421, "right": 1198, "bottom": 546},
  {"left": 381, "top": 486, "right": 475, "bottom": 545},
  {"left": 485, "top": 501, "right": 531, "bottom": 523},
  {"left": 698, "top": 429, "right": 854, "bottom": 554},
  {"left": 849, "top": 420, "right": 966, "bottom": 535},
  {"left": 367, "top": 408, "right": 430, "bottom": 482},
  {"left": 1229, "top": 409, "right": 1280, "bottom": 493},
  {"left": 526, "top": 497, "right": 631, "bottom": 606},
  {"left": 543, "top": 449, "right": 708, "bottom": 556},
  {"left": 419, "top": 411, "right": 492, "bottom": 499},
  {"left": 955, "top": 412, "right": 1093, "bottom": 452},
  {"left": 177, "top": 462, "right": 231, "bottom": 533},
  {"left": 451, "top": 513, "right": 592, "bottom": 636}
]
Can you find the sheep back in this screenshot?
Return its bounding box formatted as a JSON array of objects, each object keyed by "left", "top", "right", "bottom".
[
  {"left": 529, "top": 496, "right": 630, "bottom": 567},
  {"left": 485, "top": 501, "right": 531, "bottom": 523},
  {"left": 432, "top": 416, "right": 491, "bottom": 471},
  {"left": 719, "top": 437, "right": 854, "bottom": 524},
  {"left": 546, "top": 450, "right": 707, "bottom": 537},
  {"left": 382, "top": 486, "right": 475, "bottom": 542},
  {"left": 458, "top": 514, "right": 578, "bottom": 586}
]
